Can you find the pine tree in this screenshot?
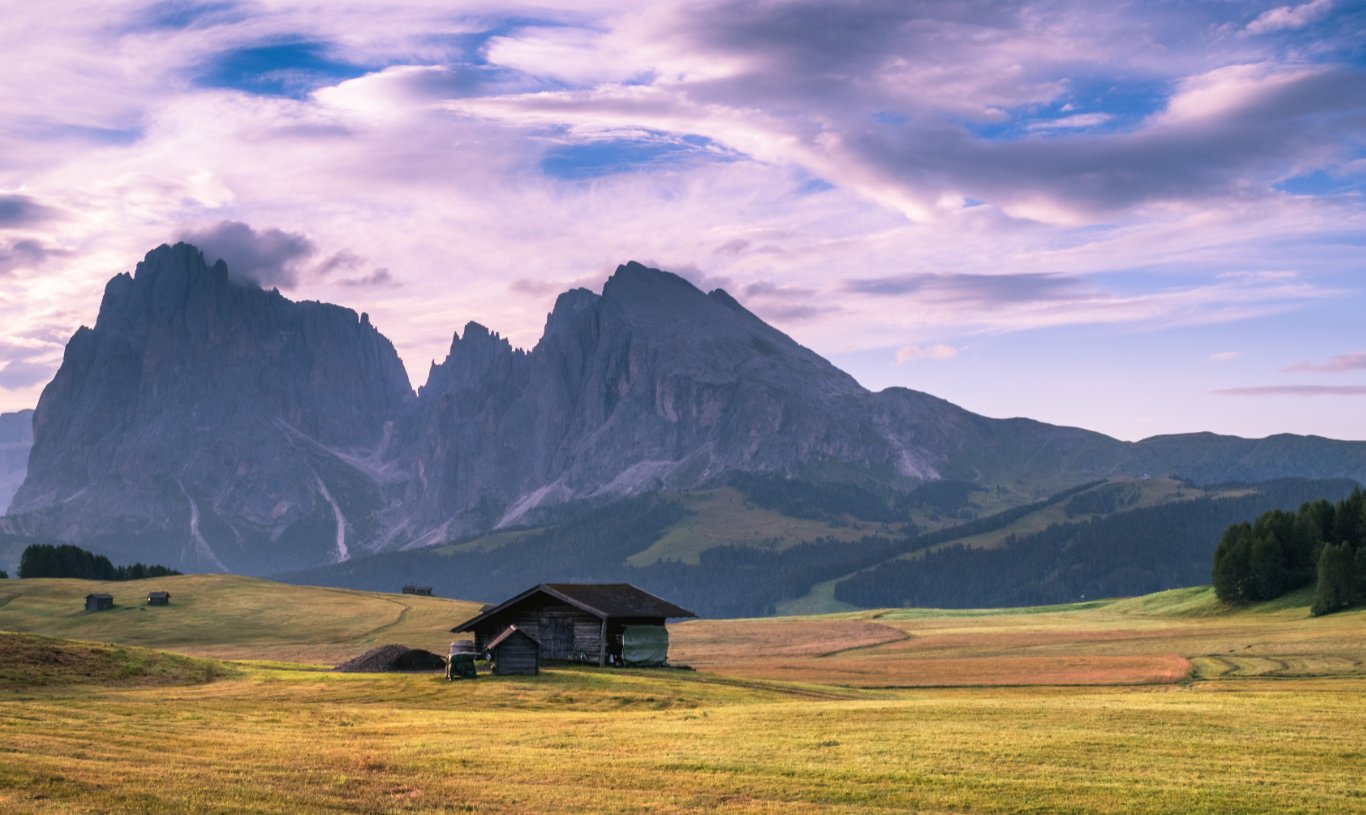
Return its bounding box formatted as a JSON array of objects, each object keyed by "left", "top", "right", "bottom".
[
  {"left": 1311, "top": 543, "right": 1356, "bottom": 617},
  {"left": 1356, "top": 547, "right": 1366, "bottom": 596},
  {"left": 16, "top": 543, "right": 180, "bottom": 580},
  {"left": 1248, "top": 532, "right": 1286, "bottom": 601},
  {"left": 1213, "top": 522, "right": 1253, "bottom": 602},
  {"left": 1299, "top": 498, "right": 1336, "bottom": 546},
  {"left": 1332, "top": 487, "right": 1364, "bottom": 550}
]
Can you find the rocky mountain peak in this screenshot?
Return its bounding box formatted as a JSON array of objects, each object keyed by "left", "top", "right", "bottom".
[
  {"left": 8, "top": 245, "right": 1365, "bottom": 581},
  {"left": 599, "top": 261, "right": 717, "bottom": 326},
  {"left": 7, "top": 242, "right": 415, "bottom": 573}
]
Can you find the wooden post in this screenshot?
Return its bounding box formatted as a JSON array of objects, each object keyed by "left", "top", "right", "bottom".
[{"left": 598, "top": 618, "right": 608, "bottom": 666}]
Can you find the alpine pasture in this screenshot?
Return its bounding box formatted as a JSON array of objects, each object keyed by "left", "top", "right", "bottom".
[{"left": 1, "top": 576, "right": 1363, "bottom": 813}]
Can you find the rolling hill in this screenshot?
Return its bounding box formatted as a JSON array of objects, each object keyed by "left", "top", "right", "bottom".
[{"left": 0, "top": 574, "right": 481, "bottom": 664}]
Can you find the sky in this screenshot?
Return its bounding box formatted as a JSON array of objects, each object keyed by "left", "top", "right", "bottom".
[{"left": 0, "top": 0, "right": 1364, "bottom": 441}]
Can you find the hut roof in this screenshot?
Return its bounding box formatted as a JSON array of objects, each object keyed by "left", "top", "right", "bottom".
[
  {"left": 86, "top": 593, "right": 113, "bottom": 600},
  {"left": 452, "top": 583, "right": 696, "bottom": 633},
  {"left": 486, "top": 624, "right": 539, "bottom": 650},
  {"left": 147, "top": 591, "right": 170, "bottom": 599}
]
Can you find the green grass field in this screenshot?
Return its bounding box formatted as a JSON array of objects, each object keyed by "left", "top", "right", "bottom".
[
  {"left": 0, "top": 575, "right": 484, "bottom": 665},
  {"left": 1, "top": 576, "right": 1364, "bottom": 813}
]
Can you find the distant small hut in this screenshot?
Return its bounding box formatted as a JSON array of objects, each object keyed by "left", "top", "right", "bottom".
[
  {"left": 146, "top": 591, "right": 170, "bottom": 606},
  {"left": 402, "top": 585, "right": 434, "bottom": 596},
  {"left": 486, "top": 625, "right": 540, "bottom": 676},
  {"left": 85, "top": 593, "right": 113, "bottom": 612},
  {"left": 453, "top": 583, "right": 696, "bottom": 667}
]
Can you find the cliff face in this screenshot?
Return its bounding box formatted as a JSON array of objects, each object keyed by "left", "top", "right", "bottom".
[
  {"left": 4, "top": 247, "right": 1364, "bottom": 575},
  {"left": 390, "top": 263, "right": 890, "bottom": 544},
  {"left": 0, "top": 410, "right": 33, "bottom": 514},
  {"left": 387, "top": 263, "right": 1172, "bottom": 545},
  {"left": 6, "top": 244, "right": 413, "bottom": 573}
]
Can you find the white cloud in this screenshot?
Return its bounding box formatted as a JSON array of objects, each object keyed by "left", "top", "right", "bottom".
[
  {"left": 0, "top": 0, "right": 1362, "bottom": 445},
  {"left": 1244, "top": 0, "right": 1334, "bottom": 35},
  {"left": 1026, "top": 113, "right": 1113, "bottom": 131}
]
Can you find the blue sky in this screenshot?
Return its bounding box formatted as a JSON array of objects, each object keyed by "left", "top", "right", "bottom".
[{"left": 0, "top": 0, "right": 1363, "bottom": 440}]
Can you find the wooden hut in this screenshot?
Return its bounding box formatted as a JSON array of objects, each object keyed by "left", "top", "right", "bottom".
[
  {"left": 486, "top": 625, "right": 540, "bottom": 676},
  {"left": 146, "top": 591, "right": 170, "bottom": 606},
  {"left": 452, "top": 583, "right": 695, "bottom": 667},
  {"left": 401, "top": 585, "right": 433, "bottom": 596},
  {"left": 84, "top": 593, "right": 113, "bottom": 612}
]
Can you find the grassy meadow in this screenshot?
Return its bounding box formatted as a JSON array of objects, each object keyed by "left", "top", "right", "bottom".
[
  {"left": 1, "top": 576, "right": 1364, "bottom": 813},
  {"left": 0, "top": 574, "right": 483, "bottom": 664}
]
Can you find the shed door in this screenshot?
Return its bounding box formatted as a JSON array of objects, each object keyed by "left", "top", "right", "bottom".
[{"left": 540, "top": 617, "right": 574, "bottom": 659}]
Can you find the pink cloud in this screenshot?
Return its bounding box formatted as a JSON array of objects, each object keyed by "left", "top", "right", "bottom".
[
  {"left": 1214, "top": 385, "right": 1366, "bottom": 396},
  {"left": 1244, "top": 0, "right": 1334, "bottom": 35},
  {"left": 1282, "top": 351, "right": 1366, "bottom": 372}
]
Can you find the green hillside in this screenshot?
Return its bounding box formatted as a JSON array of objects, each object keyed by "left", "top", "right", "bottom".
[
  {"left": 0, "top": 575, "right": 482, "bottom": 665},
  {"left": 283, "top": 476, "right": 1358, "bottom": 617},
  {"left": 832, "top": 477, "right": 1360, "bottom": 610}
]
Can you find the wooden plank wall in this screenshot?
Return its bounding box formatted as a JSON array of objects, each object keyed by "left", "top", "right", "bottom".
[
  {"left": 512, "top": 601, "right": 603, "bottom": 662},
  {"left": 474, "top": 598, "right": 666, "bottom": 665},
  {"left": 492, "top": 636, "right": 538, "bottom": 675}
]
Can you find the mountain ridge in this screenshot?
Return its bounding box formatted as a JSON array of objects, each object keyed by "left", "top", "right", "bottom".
[
  {"left": 0, "top": 410, "right": 34, "bottom": 514},
  {"left": 2, "top": 243, "right": 1364, "bottom": 578}
]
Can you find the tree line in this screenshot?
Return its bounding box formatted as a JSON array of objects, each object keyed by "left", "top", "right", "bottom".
[
  {"left": 1212, "top": 486, "right": 1366, "bottom": 616},
  {"left": 17, "top": 543, "right": 181, "bottom": 581}
]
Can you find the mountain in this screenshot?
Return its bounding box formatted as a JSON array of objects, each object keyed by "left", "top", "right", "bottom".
[
  {"left": 388, "top": 262, "right": 1159, "bottom": 546},
  {"left": 2, "top": 244, "right": 412, "bottom": 574},
  {"left": 0, "top": 410, "right": 33, "bottom": 513},
  {"left": 3, "top": 243, "right": 1364, "bottom": 582}
]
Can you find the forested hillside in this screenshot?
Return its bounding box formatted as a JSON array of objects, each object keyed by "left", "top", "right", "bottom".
[
  {"left": 834, "top": 479, "right": 1359, "bottom": 609},
  {"left": 283, "top": 477, "right": 1357, "bottom": 616}
]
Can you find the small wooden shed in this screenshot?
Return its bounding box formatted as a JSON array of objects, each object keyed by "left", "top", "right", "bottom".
[
  {"left": 453, "top": 583, "right": 695, "bottom": 667},
  {"left": 85, "top": 593, "right": 113, "bottom": 612},
  {"left": 147, "top": 591, "right": 170, "bottom": 606},
  {"left": 402, "top": 585, "right": 433, "bottom": 596},
  {"left": 486, "top": 625, "right": 540, "bottom": 676}
]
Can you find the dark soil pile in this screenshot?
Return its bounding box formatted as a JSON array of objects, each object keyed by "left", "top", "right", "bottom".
[{"left": 334, "top": 644, "right": 446, "bottom": 673}]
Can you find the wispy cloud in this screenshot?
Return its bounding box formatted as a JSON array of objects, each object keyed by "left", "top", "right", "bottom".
[
  {"left": 1282, "top": 351, "right": 1366, "bottom": 372},
  {"left": 1214, "top": 385, "right": 1366, "bottom": 397},
  {"left": 1209, "top": 351, "right": 1242, "bottom": 362},
  {"left": 0, "top": 359, "right": 52, "bottom": 390},
  {"left": 0, "top": 239, "right": 70, "bottom": 276},
  {"left": 844, "top": 272, "right": 1088, "bottom": 305},
  {"left": 0, "top": 0, "right": 1362, "bottom": 441},
  {"left": 0, "top": 195, "right": 59, "bottom": 228},
  {"left": 1244, "top": 0, "right": 1334, "bottom": 35},
  {"left": 1026, "top": 113, "right": 1113, "bottom": 132}
]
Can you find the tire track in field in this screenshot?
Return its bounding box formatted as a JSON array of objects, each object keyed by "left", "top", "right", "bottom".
[
  {"left": 1194, "top": 653, "right": 1366, "bottom": 679},
  {"left": 816, "top": 625, "right": 911, "bottom": 658},
  {"left": 307, "top": 586, "right": 415, "bottom": 641}
]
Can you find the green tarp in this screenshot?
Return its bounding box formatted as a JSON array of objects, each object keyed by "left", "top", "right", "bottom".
[
  {"left": 446, "top": 654, "right": 477, "bottom": 680},
  {"left": 622, "top": 625, "right": 669, "bottom": 667}
]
